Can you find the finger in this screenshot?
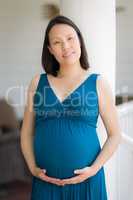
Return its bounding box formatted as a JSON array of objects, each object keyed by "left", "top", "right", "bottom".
[
  {"left": 62, "top": 177, "right": 81, "bottom": 184},
  {"left": 74, "top": 167, "right": 89, "bottom": 174},
  {"left": 39, "top": 173, "right": 63, "bottom": 186},
  {"left": 37, "top": 168, "right": 46, "bottom": 177},
  {"left": 41, "top": 175, "right": 60, "bottom": 182},
  {"left": 63, "top": 179, "right": 80, "bottom": 184},
  {"left": 34, "top": 168, "right": 63, "bottom": 186},
  {"left": 74, "top": 169, "right": 82, "bottom": 174},
  {"left": 61, "top": 174, "right": 88, "bottom": 185},
  {"left": 45, "top": 176, "right": 61, "bottom": 183},
  {"left": 42, "top": 169, "right": 46, "bottom": 173}
]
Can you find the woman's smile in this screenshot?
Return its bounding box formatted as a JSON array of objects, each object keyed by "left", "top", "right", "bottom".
[{"left": 62, "top": 51, "right": 75, "bottom": 58}]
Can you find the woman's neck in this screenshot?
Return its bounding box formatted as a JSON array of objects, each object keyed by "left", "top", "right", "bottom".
[{"left": 57, "top": 62, "right": 86, "bottom": 78}]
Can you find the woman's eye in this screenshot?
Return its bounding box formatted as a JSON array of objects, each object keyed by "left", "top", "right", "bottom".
[
  {"left": 68, "top": 37, "right": 73, "bottom": 41},
  {"left": 54, "top": 41, "right": 60, "bottom": 45}
]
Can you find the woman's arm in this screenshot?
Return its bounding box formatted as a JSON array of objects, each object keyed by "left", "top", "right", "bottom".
[
  {"left": 20, "top": 74, "right": 40, "bottom": 174},
  {"left": 56, "top": 75, "right": 123, "bottom": 186},
  {"left": 20, "top": 74, "right": 67, "bottom": 186},
  {"left": 91, "top": 75, "right": 122, "bottom": 173}
]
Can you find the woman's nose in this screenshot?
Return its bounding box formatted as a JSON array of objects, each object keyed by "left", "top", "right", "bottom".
[{"left": 61, "top": 41, "right": 70, "bottom": 50}]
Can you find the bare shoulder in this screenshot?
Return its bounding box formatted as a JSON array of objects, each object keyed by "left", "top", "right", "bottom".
[
  {"left": 28, "top": 74, "right": 41, "bottom": 93},
  {"left": 97, "top": 74, "right": 110, "bottom": 87},
  {"left": 97, "top": 74, "right": 112, "bottom": 91},
  {"left": 96, "top": 74, "right": 114, "bottom": 103},
  {"left": 25, "top": 74, "right": 41, "bottom": 110}
]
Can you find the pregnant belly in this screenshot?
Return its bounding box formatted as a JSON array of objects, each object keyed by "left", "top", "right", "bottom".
[{"left": 34, "top": 121, "right": 101, "bottom": 179}]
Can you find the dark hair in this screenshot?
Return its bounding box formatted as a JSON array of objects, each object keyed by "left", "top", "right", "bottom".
[{"left": 41, "top": 15, "right": 90, "bottom": 76}]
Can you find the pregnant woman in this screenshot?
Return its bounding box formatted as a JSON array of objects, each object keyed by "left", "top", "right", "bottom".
[{"left": 20, "top": 15, "right": 122, "bottom": 199}]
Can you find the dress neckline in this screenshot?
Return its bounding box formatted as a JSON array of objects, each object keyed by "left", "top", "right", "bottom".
[{"left": 45, "top": 73, "right": 94, "bottom": 105}]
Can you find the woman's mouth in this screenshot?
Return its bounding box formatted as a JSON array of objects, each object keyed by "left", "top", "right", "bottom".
[{"left": 63, "top": 52, "right": 75, "bottom": 58}]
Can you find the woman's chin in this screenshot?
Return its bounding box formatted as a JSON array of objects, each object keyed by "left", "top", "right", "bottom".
[{"left": 60, "top": 59, "right": 80, "bottom": 66}]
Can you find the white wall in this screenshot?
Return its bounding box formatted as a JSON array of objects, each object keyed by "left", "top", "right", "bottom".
[
  {"left": 116, "top": 0, "right": 133, "bottom": 95},
  {"left": 0, "top": 0, "right": 59, "bottom": 119}
]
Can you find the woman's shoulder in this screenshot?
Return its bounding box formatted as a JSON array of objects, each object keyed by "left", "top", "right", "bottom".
[
  {"left": 96, "top": 74, "right": 111, "bottom": 89},
  {"left": 96, "top": 74, "right": 114, "bottom": 102},
  {"left": 28, "top": 73, "right": 45, "bottom": 92}
]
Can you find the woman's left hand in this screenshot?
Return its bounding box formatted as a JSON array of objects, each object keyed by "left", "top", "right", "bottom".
[{"left": 60, "top": 166, "right": 97, "bottom": 186}]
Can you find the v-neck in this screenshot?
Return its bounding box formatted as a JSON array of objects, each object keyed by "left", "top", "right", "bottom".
[{"left": 45, "top": 73, "right": 94, "bottom": 105}]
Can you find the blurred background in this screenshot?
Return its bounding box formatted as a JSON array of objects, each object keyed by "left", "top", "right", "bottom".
[{"left": 0, "top": 0, "right": 133, "bottom": 199}]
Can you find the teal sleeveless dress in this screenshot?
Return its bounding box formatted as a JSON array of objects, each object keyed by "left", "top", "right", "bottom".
[{"left": 31, "top": 73, "right": 108, "bottom": 200}]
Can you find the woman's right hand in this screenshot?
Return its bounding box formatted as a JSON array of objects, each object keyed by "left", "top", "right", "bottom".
[{"left": 31, "top": 167, "right": 65, "bottom": 186}]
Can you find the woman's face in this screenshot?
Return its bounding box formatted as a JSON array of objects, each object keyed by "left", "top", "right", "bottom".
[{"left": 48, "top": 24, "right": 81, "bottom": 66}]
